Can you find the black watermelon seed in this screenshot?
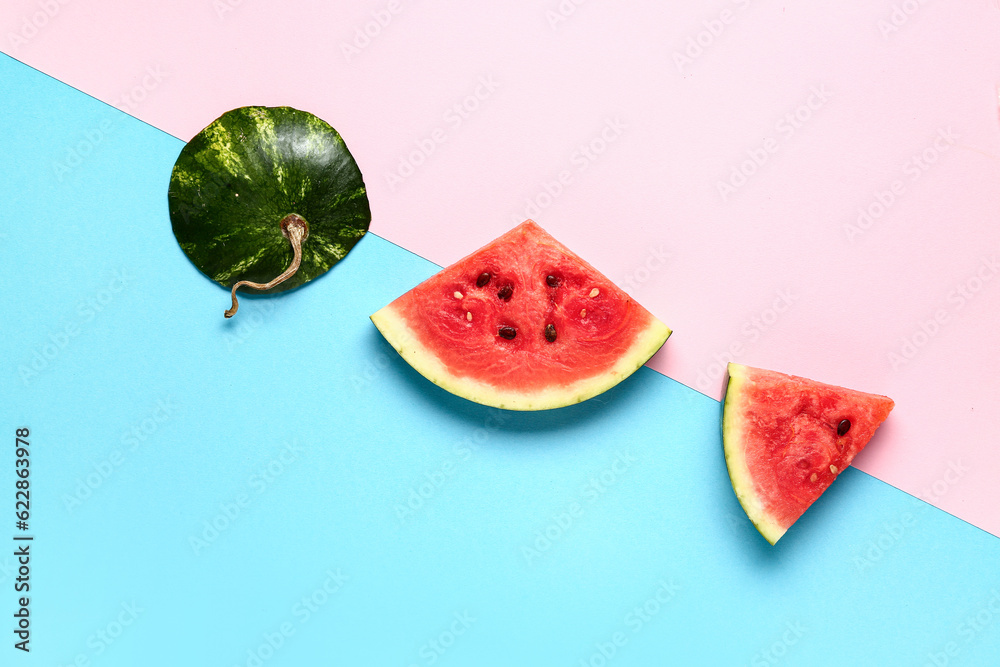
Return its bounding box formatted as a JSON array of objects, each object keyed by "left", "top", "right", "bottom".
[
  {"left": 544, "top": 324, "right": 557, "bottom": 342},
  {"left": 497, "top": 285, "right": 513, "bottom": 301},
  {"left": 546, "top": 275, "right": 560, "bottom": 287},
  {"left": 498, "top": 326, "right": 516, "bottom": 340},
  {"left": 837, "top": 419, "right": 852, "bottom": 436},
  {"left": 476, "top": 272, "right": 491, "bottom": 287}
]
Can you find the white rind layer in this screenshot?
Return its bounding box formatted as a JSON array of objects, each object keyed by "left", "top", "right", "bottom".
[
  {"left": 370, "top": 304, "right": 671, "bottom": 411},
  {"left": 722, "top": 362, "right": 788, "bottom": 545}
]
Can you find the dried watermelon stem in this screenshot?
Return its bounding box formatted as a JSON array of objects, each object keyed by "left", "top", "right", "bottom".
[{"left": 224, "top": 214, "right": 310, "bottom": 319}]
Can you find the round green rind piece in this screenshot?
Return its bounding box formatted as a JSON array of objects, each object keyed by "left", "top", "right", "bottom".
[
  {"left": 722, "top": 363, "right": 788, "bottom": 545},
  {"left": 168, "top": 106, "right": 371, "bottom": 293}
]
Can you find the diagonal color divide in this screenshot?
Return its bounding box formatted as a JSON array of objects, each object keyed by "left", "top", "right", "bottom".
[
  {"left": 2, "top": 1, "right": 999, "bottom": 544},
  {"left": 2, "top": 47, "right": 1000, "bottom": 666}
]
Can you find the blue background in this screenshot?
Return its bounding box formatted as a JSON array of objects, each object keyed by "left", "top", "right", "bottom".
[{"left": 2, "top": 53, "right": 999, "bottom": 666}]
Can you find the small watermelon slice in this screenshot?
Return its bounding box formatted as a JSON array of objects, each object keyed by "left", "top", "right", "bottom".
[
  {"left": 370, "top": 220, "right": 671, "bottom": 410},
  {"left": 723, "top": 363, "right": 894, "bottom": 544}
]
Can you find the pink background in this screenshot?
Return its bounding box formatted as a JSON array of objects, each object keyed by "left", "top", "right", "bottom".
[{"left": 5, "top": 0, "right": 999, "bottom": 535}]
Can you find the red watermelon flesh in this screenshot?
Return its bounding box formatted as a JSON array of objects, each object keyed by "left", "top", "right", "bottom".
[
  {"left": 370, "top": 220, "right": 671, "bottom": 410},
  {"left": 723, "top": 363, "right": 895, "bottom": 544}
]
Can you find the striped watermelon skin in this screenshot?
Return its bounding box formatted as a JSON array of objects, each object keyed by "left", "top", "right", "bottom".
[{"left": 168, "top": 106, "right": 370, "bottom": 292}]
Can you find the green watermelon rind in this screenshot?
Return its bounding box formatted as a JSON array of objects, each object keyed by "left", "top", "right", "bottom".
[
  {"left": 370, "top": 305, "right": 671, "bottom": 411},
  {"left": 722, "top": 363, "right": 788, "bottom": 545},
  {"left": 168, "top": 105, "right": 371, "bottom": 292},
  {"left": 722, "top": 362, "right": 895, "bottom": 546}
]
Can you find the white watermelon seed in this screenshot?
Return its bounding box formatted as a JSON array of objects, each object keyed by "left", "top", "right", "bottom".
[
  {"left": 580, "top": 309, "right": 587, "bottom": 318},
  {"left": 466, "top": 311, "right": 472, "bottom": 321},
  {"left": 810, "top": 473, "right": 818, "bottom": 482},
  {"left": 589, "top": 288, "right": 600, "bottom": 297},
  {"left": 830, "top": 465, "right": 838, "bottom": 474},
  {"left": 454, "top": 291, "right": 463, "bottom": 299}
]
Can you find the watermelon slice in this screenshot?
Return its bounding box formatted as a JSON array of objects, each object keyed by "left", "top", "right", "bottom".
[
  {"left": 723, "top": 363, "right": 894, "bottom": 544},
  {"left": 370, "top": 220, "right": 671, "bottom": 410}
]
